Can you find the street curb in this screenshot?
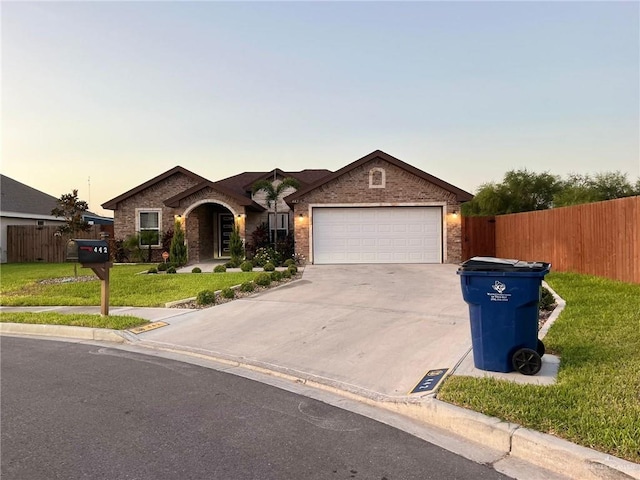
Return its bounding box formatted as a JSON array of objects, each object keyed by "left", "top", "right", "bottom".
[
  {"left": 2, "top": 324, "right": 638, "bottom": 480},
  {"left": 0, "top": 323, "right": 127, "bottom": 344}
]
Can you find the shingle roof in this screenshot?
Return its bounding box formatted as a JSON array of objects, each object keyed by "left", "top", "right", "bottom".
[
  {"left": 1, "top": 174, "right": 60, "bottom": 216},
  {"left": 1, "top": 174, "right": 108, "bottom": 220},
  {"left": 286, "top": 150, "right": 474, "bottom": 203},
  {"left": 101, "top": 166, "right": 333, "bottom": 211}
]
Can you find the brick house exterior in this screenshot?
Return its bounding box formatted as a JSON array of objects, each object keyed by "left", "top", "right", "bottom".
[{"left": 102, "top": 150, "right": 472, "bottom": 264}]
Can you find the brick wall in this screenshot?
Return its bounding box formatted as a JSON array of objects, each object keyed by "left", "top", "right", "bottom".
[{"left": 292, "top": 158, "right": 463, "bottom": 263}]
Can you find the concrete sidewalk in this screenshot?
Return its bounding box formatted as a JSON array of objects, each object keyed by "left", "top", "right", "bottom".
[{"left": 1, "top": 265, "right": 638, "bottom": 480}]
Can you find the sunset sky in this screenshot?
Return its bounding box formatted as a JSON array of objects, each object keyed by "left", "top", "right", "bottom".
[{"left": 2, "top": 1, "right": 638, "bottom": 216}]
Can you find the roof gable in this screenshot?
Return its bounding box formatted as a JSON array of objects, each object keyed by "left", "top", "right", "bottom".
[
  {"left": 285, "top": 150, "right": 473, "bottom": 203},
  {"left": 101, "top": 166, "right": 208, "bottom": 210}
]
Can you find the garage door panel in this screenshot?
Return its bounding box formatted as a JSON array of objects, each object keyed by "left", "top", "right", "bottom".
[{"left": 313, "top": 207, "right": 442, "bottom": 264}]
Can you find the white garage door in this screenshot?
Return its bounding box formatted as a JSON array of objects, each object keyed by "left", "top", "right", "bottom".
[{"left": 312, "top": 207, "right": 442, "bottom": 264}]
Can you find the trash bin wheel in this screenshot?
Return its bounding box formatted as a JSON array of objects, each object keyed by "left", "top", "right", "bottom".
[
  {"left": 512, "top": 348, "right": 542, "bottom": 375},
  {"left": 537, "top": 339, "right": 545, "bottom": 357}
]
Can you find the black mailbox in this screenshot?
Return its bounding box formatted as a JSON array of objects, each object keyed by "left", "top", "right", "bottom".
[{"left": 66, "top": 239, "right": 109, "bottom": 264}]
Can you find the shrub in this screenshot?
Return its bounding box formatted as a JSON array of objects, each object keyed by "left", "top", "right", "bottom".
[
  {"left": 240, "top": 281, "right": 255, "bottom": 292},
  {"left": 147, "top": 267, "right": 158, "bottom": 274},
  {"left": 167, "top": 267, "right": 177, "bottom": 274},
  {"left": 170, "top": 220, "right": 187, "bottom": 266},
  {"left": 225, "top": 259, "right": 241, "bottom": 269},
  {"left": 281, "top": 269, "right": 292, "bottom": 279},
  {"left": 221, "top": 287, "right": 235, "bottom": 299},
  {"left": 213, "top": 264, "right": 227, "bottom": 273},
  {"left": 191, "top": 267, "right": 202, "bottom": 273},
  {"left": 263, "top": 262, "right": 275, "bottom": 272},
  {"left": 288, "top": 265, "right": 298, "bottom": 275},
  {"left": 240, "top": 261, "right": 253, "bottom": 272},
  {"left": 196, "top": 290, "right": 216, "bottom": 306},
  {"left": 540, "top": 286, "right": 556, "bottom": 310},
  {"left": 255, "top": 272, "right": 272, "bottom": 287},
  {"left": 229, "top": 224, "right": 244, "bottom": 266},
  {"left": 270, "top": 270, "right": 283, "bottom": 282},
  {"left": 253, "top": 247, "right": 280, "bottom": 267},
  {"left": 157, "top": 263, "right": 169, "bottom": 272},
  {"left": 284, "top": 259, "right": 295, "bottom": 267}
]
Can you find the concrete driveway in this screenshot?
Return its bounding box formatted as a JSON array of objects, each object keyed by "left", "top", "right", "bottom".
[{"left": 137, "top": 264, "right": 472, "bottom": 399}]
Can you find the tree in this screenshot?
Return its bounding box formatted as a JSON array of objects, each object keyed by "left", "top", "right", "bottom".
[
  {"left": 229, "top": 224, "right": 244, "bottom": 265},
  {"left": 553, "top": 172, "right": 638, "bottom": 207},
  {"left": 51, "top": 189, "right": 91, "bottom": 236},
  {"left": 51, "top": 189, "right": 92, "bottom": 276},
  {"left": 462, "top": 170, "right": 562, "bottom": 216},
  {"left": 170, "top": 220, "right": 187, "bottom": 266},
  {"left": 252, "top": 177, "right": 300, "bottom": 246}
]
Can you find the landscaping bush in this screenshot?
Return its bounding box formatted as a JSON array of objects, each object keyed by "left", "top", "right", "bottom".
[
  {"left": 283, "top": 259, "right": 295, "bottom": 267},
  {"left": 281, "top": 269, "right": 292, "bottom": 279},
  {"left": 157, "top": 263, "right": 169, "bottom": 272},
  {"left": 166, "top": 267, "right": 177, "bottom": 274},
  {"left": 229, "top": 224, "right": 245, "bottom": 266},
  {"left": 213, "top": 264, "right": 227, "bottom": 273},
  {"left": 196, "top": 290, "right": 216, "bottom": 306},
  {"left": 263, "top": 262, "right": 275, "bottom": 272},
  {"left": 170, "top": 220, "right": 188, "bottom": 267},
  {"left": 253, "top": 247, "right": 280, "bottom": 267},
  {"left": 255, "top": 272, "right": 272, "bottom": 287},
  {"left": 147, "top": 267, "right": 158, "bottom": 274},
  {"left": 224, "top": 259, "right": 241, "bottom": 269},
  {"left": 288, "top": 265, "right": 298, "bottom": 275},
  {"left": 221, "top": 287, "right": 235, "bottom": 299},
  {"left": 240, "top": 261, "right": 254, "bottom": 272},
  {"left": 270, "top": 270, "right": 283, "bottom": 282},
  {"left": 540, "top": 286, "right": 555, "bottom": 310},
  {"left": 191, "top": 267, "right": 202, "bottom": 273},
  {"left": 240, "top": 281, "right": 255, "bottom": 292}
]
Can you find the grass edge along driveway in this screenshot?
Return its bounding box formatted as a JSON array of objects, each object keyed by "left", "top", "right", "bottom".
[
  {"left": 0, "top": 312, "right": 147, "bottom": 330},
  {"left": 438, "top": 272, "right": 640, "bottom": 463}
]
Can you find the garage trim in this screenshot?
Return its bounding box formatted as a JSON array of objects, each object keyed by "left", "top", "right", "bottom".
[{"left": 308, "top": 202, "right": 451, "bottom": 264}]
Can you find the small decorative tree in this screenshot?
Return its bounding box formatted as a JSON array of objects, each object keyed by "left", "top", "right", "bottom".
[
  {"left": 252, "top": 177, "right": 300, "bottom": 247},
  {"left": 170, "top": 219, "right": 187, "bottom": 266},
  {"left": 51, "top": 189, "right": 92, "bottom": 276},
  {"left": 229, "top": 224, "right": 244, "bottom": 266}
]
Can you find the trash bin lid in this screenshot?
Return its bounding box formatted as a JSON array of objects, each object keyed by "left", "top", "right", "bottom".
[{"left": 459, "top": 256, "right": 550, "bottom": 272}]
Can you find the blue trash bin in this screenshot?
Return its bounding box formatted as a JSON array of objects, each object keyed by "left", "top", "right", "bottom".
[{"left": 457, "top": 257, "right": 551, "bottom": 375}]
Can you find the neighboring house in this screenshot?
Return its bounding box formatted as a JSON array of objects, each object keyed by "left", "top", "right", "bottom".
[
  {"left": 0, "top": 175, "right": 113, "bottom": 263},
  {"left": 101, "top": 150, "right": 473, "bottom": 264}
]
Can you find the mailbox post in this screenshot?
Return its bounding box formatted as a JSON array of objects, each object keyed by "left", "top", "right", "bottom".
[{"left": 66, "top": 240, "right": 112, "bottom": 316}]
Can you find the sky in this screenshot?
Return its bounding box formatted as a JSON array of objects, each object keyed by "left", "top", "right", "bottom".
[{"left": 2, "top": 1, "right": 639, "bottom": 217}]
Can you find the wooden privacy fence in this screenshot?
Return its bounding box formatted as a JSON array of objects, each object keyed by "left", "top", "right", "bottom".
[
  {"left": 461, "top": 196, "right": 639, "bottom": 284},
  {"left": 7, "top": 225, "right": 114, "bottom": 263}
]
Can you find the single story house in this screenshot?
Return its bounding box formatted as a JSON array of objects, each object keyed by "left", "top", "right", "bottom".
[
  {"left": 102, "top": 150, "right": 473, "bottom": 264},
  {"left": 0, "top": 174, "right": 113, "bottom": 263}
]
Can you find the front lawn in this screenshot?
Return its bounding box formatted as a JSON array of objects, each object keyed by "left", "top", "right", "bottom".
[
  {"left": 438, "top": 273, "right": 640, "bottom": 463},
  {"left": 0, "top": 263, "right": 262, "bottom": 307}
]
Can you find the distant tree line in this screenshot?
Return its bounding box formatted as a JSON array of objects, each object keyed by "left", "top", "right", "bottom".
[{"left": 462, "top": 170, "right": 640, "bottom": 216}]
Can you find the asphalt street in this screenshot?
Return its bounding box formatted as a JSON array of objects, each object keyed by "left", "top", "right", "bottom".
[{"left": 1, "top": 336, "right": 510, "bottom": 480}]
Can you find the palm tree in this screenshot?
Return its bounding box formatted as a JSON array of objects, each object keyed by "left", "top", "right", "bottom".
[{"left": 252, "top": 176, "right": 300, "bottom": 247}]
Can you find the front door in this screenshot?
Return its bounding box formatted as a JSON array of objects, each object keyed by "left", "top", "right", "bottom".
[{"left": 219, "top": 214, "right": 235, "bottom": 257}]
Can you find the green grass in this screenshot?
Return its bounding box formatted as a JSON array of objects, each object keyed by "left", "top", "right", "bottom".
[
  {"left": 438, "top": 272, "right": 640, "bottom": 463},
  {"left": 0, "top": 263, "right": 262, "bottom": 307},
  {"left": 0, "top": 312, "right": 148, "bottom": 330}
]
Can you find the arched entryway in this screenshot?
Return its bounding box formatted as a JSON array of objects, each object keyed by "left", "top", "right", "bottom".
[{"left": 182, "top": 200, "right": 242, "bottom": 263}]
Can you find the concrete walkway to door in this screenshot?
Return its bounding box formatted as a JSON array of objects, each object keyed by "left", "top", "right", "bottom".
[{"left": 134, "top": 264, "right": 473, "bottom": 399}]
